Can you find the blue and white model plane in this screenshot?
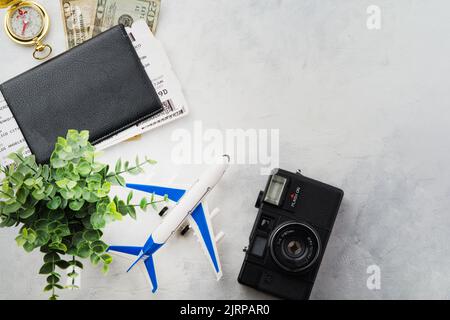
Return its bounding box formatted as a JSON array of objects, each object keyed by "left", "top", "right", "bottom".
[{"left": 107, "top": 155, "right": 230, "bottom": 293}]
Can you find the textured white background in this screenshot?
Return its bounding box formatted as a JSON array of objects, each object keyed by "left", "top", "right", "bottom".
[{"left": 1, "top": 0, "right": 450, "bottom": 299}]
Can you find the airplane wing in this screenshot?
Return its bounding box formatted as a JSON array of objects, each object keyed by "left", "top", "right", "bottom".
[
  {"left": 187, "top": 202, "right": 223, "bottom": 280},
  {"left": 107, "top": 246, "right": 142, "bottom": 256},
  {"left": 123, "top": 184, "right": 223, "bottom": 282},
  {"left": 126, "top": 183, "right": 186, "bottom": 202}
]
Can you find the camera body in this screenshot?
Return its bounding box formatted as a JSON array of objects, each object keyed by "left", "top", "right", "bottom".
[{"left": 238, "top": 168, "right": 344, "bottom": 300}]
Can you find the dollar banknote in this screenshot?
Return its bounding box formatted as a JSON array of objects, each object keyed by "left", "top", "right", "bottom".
[
  {"left": 61, "top": 0, "right": 97, "bottom": 49},
  {"left": 92, "top": 0, "right": 161, "bottom": 37}
]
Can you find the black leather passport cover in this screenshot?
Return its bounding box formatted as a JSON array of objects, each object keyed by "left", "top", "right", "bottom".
[{"left": 0, "top": 24, "right": 163, "bottom": 164}]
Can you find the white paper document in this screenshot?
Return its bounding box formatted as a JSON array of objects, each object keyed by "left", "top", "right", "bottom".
[
  {"left": 0, "top": 92, "right": 30, "bottom": 166},
  {"left": 0, "top": 20, "right": 188, "bottom": 165}
]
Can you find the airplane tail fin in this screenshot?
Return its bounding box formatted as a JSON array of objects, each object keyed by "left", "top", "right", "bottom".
[
  {"left": 107, "top": 245, "right": 159, "bottom": 293},
  {"left": 144, "top": 254, "right": 158, "bottom": 293},
  {"left": 126, "top": 253, "right": 158, "bottom": 293}
]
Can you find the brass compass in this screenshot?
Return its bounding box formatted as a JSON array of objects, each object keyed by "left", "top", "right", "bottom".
[{"left": 1, "top": 0, "right": 51, "bottom": 60}]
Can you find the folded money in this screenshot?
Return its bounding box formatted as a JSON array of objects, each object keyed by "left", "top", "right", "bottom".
[{"left": 61, "top": 0, "right": 161, "bottom": 49}]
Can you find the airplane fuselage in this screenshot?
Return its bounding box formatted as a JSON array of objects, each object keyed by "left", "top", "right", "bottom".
[{"left": 143, "top": 156, "right": 230, "bottom": 252}]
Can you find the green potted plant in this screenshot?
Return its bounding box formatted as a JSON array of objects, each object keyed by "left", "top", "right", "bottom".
[{"left": 0, "top": 130, "right": 165, "bottom": 299}]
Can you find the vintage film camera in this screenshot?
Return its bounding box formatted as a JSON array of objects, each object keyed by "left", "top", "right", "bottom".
[{"left": 238, "top": 168, "right": 344, "bottom": 299}]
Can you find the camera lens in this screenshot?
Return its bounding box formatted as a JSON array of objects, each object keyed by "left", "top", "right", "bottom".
[
  {"left": 284, "top": 240, "right": 304, "bottom": 258},
  {"left": 269, "top": 222, "right": 321, "bottom": 273}
]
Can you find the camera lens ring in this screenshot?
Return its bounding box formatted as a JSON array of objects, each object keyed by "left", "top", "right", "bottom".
[{"left": 269, "top": 222, "right": 321, "bottom": 273}]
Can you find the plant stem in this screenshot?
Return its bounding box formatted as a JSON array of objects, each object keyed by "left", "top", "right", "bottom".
[
  {"left": 72, "top": 256, "right": 76, "bottom": 287},
  {"left": 15, "top": 153, "right": 39, "bottom": 174},
  {"left": 105, "top": 160, "right": 151, "bottom": 178},
  {"left": 128, "top": 199, "right": 167, "bottom": 207}
]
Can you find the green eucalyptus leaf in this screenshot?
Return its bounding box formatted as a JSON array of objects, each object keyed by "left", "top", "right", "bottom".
[
  {"left": 90, "top": 213, "right": 106, "bottom": 230},
  {"left": 39, "top": 263, "right": 54, "bottom": 274},
  {"left": 47, "top": 274, "right": 60, "bottom": 284},
  {"left": 101, "top": 253, "right": 113, "bottom": 265},
  {"left": 47, "top": 196, "right": 62, "bottom": 210},
  {"left": 128, "top": 166, "right": 144, "bottom": 175},
  {"left": 16, "top": 188, "right": 29, "bottom": 204},
  {"left": 91, "top": 240, "right": 108, "bottom": 253},
  {"left": 50, "top": 211, "right": 64, "bottom": 221},
  {"left": 49, "top": 242, "right": 67, "bottom": 253},
  {"left": 91, "top": 162, "right": 106, "bottom": 173},
  {"left": 106, "top": 174, "right": 126, "bottom": 187},
  {"left": 83, "top": 230, "right": 100, "bottom": 242},
  {"left": 139, "top": 198, "right": 148, "bottom": 211},
  {"left": 31, "top": 189, "right": 46, "bottom": 200},
  {"left": 77, "top": 243, "right": 91, "bottom": 258},
  {"left": 41, "top": 165, "right": 50, "bottom": 180},
  {"left": 87, "top": 173, "right": 102, "bottom": 184},
  {"left": 19, "top": 207, "right": 35, "bottom": 219},
  {"left": 69, "top": 199, "right": 85, "bottom": 211},
  {"left": 55, "top": 179, "right": 69, "bottom": 188},
  {"left": 115, "top": 159, "right": 122, "bottom": 173},
  {"left": 44, "top": 252, "right": 61, "bottom": 264},
  {"left": 24, "top": 178, "right": 35, "bottom": 187},
  {"left": 90, "top": 253, "right": 100, "bottom": 265},
  {"left": 101, "top": 264, "right": 109, "bottom": 274},
  {"left": 77, "top": 160, "right": 91, "bottom": 176},
  {"left": 47, "top": 221, "right": 59, "bottom": 232},
  {"left": 102, "top": 182, "right": 111, "bottom": 193},
  {"left": 23, "top": 241, "right": 35, "bottom": 252},
  {"left": 26, "top": 229, "right": 37, "bottom": 243},
  {"left": 135, "top": 156, "right": 140, "bottom": 167},
  {"left": 45, "top": 184, "right": 55, "bottom": 197},
  {"left": 66, "top": 180, "right": 77, "bottom": 190},
  {"left": 15, "top": 235, "right": 26, "bottom": 247},
  {"left": 127, "top": 205, "right": 137, "bottom": 220},
  {"left": 68, "top": 260, "right": 83, "bottom": 269},
  {"left": 66, "top": 247, "right": 77, "bottom": 256},
  {"left": 44, "top": 284, "right": 54, "bottom": 292},
  {"left": 126, "top": 191, "right": 133, "bottom": 205},
  {"left": 3, "top": 202, "right": 22, "bottom": 214},
  {"left": 117, "top": 200, "right": 128, "bottom": 217},
  {"left": 35, "top": 230, "right": 50, "bottom": 246},
  {"left": 55, "top": 260, "right": 70, "bottom": 269},
  {"left": 59, "top": 189, "right": 75, "bottom": 200},
  {"left": 79, "top": 130, "right": 89, "bottom": 141}
]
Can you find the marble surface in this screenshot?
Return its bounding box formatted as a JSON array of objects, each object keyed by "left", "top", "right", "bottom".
[{"left": 1, "top": 0, "right": 450, "bottom": 300}]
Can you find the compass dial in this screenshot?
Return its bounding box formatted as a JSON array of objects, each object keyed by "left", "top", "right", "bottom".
[{"left": 8, "top": 5, "right": 44, "bottom": 41}]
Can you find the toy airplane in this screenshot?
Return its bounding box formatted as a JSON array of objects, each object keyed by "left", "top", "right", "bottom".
[{"left": 107, "top": 155, "right": 230, "bottom": 293}]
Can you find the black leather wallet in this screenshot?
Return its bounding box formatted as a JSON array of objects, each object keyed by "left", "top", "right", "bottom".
[{"left": 0, "top": 24, "right": 163, "bottom": 164}]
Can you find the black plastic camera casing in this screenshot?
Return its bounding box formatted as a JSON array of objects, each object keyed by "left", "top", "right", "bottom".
[{"left": 238, "top": 168, "right": 344, "bottom": 300}]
